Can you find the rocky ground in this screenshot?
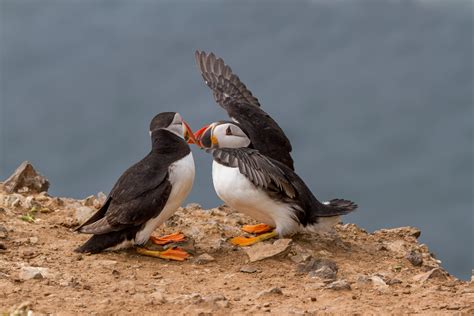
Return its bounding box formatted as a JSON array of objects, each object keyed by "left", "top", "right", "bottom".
[{"left": 0, "top": 163, "right": 473, "bottom": 315}]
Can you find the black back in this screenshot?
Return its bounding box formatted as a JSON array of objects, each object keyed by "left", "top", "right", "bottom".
[{"left": 77, "top": 129, "right": 190, "bottom": 237}]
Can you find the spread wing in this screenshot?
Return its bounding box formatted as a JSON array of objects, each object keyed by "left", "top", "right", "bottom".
[
  {"left": 195, "top": 50, "right": 294, "bottom": 170},
  {"left": 77, "top": 153, "right": 172, "bottom": 234},
  {"left": 195, "top": 50, "right": 260, "bottom": 108},
  {"left": 211, "top": 148, "right": 296, "bottom": 199}
]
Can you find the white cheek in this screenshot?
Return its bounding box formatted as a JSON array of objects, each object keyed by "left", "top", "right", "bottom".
[{"left": 219, "top": 136, "right": 250, "bottom": 148}]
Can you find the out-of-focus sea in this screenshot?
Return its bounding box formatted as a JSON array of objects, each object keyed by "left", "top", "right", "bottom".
[{"left": 0, "top": 0, "right": 472, "bottom": 279}]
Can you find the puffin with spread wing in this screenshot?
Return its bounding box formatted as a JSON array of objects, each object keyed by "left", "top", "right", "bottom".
[{"left": 193, "top": 51, "right": 357, "bottom": 245}]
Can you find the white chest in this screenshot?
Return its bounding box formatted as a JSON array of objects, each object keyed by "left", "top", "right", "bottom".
[
  {"left": 212, "top": 160, "right": 299, "bottom": 236},
  {"left": 135, "top": 152, "right": 195, "bottom": 244}
]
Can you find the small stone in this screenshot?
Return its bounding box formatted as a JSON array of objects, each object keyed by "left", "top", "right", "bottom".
[
  {"left": 97, "top": 192, "right": 107, "bottom": 204},
  {"left": 263, "top": 302, "right": 271, "bottom": 307},
  {"left": 297, "top": 258, "right": 338, "bottom": 280},
  {"left": 0, "top": 225, "right": 7, "bottom": 239},
  {"left": 194, "top": 253, "right": 215, "bottom": 265},
  {"left": 150, "top": 291, "right": 167, "bottom": 304},
  {"left": 413, "top": 268, "right": 448, "bottom": 283},
  {"left": 326, "top": 280, "right": 351, "bottom": 291},
  {"left": 206, "top": 294, "right": 229, "bottom": 308},
  {"left": 75, "top": 206, "right": 96, "bottom": 225},
  {"left": 94, "top": 259, "right": 118, "bottom": 267},
  {"left": 257, "top": 287, "right": 283, "bottom": 298},
  {"left": 405, "top": 250, "right": 423, "bottom": 266},
  {"left": 244, "top": 239, "right": 292, "bottom": 262},
  {"left": 29, "top": 236, "right": 39, "bottom": 245},
  {"left": 240, "top": 265, "right": 258, "bottom": 273},
  {"left": 370, "top": 276, "right": 389, "bottom": 291},
  {"left": 0, "top": 242, "right": 6, "bottom": 250},
  {"left": 289, "top": 244, "right": 313, "bottom": 263},
  {"left": 19, "top": 266, "right": 49, "bottom": 280},
  {"left": 446, "top": 305, "right": 461, "bottom": 311},
  {"left": 82, "top": 195, "right": 96, "bottom": 207},
  {"left": 387, "top": 278, "right": 402, "bottom": 285},
  {"left": 310, "top": 297, "right": 317, "bottom": 302},
  {"left": 373, "top": 226, "right": 421, "bottom": 238},
  {"left": 3, "top": 161, "right": 49, "bottom": 193}
]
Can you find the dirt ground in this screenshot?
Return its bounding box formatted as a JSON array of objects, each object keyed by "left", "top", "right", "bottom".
[{"left": 0, "top": 186, "right": 473, "bottom": 315}]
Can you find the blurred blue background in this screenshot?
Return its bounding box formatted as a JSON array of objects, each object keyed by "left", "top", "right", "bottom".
[{"left": 0, "top": 0, "right": 472, "bottom": 279}]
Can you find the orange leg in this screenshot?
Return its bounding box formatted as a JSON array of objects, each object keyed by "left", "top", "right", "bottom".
[
  {"left": 136, "top": 247, "right": 189, "bottom": 261},
  {"left": 150, "top": 232, "right": 186, "bottom": 245},
  {"left": 230, "top": 230, "right": 278, "bottom": 247},
  {"left": 241, "top": 223, "right": 274, "bottom": 234}
]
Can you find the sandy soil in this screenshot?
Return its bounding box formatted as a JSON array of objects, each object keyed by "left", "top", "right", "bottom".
[{"left": 0, "top": 187, "right": 473, "bottom": 315}]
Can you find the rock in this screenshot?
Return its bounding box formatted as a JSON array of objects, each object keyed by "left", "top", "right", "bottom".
[
  {"left": 385, "top": 240, "right": 406, "bottom": 255},
  {"left": 82, "top": 195, "right": 96, "bottom": 207},
  {"left": 0, "top": 242, "right": 6, "bottom": 250},
  {"left": 150, "top": 291, "right": 167, "bottom": 304},
  {"left": 289, "top": 244, "right": 312, "bottom": 263},
  {"left": 194, "top": 253, "right": 215, "bottom": 265},
  {"left": 75, "top": 206, "right": 96, "bottom": 225},
  {"left": 3, "top": 161, "right": 49, "bottom": 193},
  {"left": 0, "top": 225, "right": 7, "bottom": 239},
  {"left": 326, "top": 280, "right": 351, "bottom": 290},
  {"left": 23, "top": 196, "right": 42, "bottom": 209},
  {"left": 240, "top": 265, "right": 258, "bottom": 273},
  {"left": 413, "top": 268, "right": 448, "bottom": 283},
  {"left": 257, "top": 287, "right": 283, "bottom": 298},
  {"left": 206, "top": 294, "right": 229, "bottom": 308},
  {"left": 370, "top": 276, "right": 389, "bottom": 291},
  {"left": 94, "top": 260, "right": 118, "bottom": 268},
  {"left": 374, "top": 226, "right": 421, "bottom": 238},
  {"left": 244, "top": 239, "right": 292, "bottom": 262},
  {"left": 97, "top": 192, "right": 107, "bottom": 204},
  {"left": 19, "top": 266, "right": 49, "bottom": 280},
  {"left": 309, "top": 265, "right": 337, "bottom": 280},
  {"left": 29, "top": 237, "right": 39, "bottom": 245},
  {"left": 406, "top": 250, "right": 423, "bottom": 266}
]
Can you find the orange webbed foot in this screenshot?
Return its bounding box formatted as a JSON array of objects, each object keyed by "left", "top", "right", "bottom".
[
  {"left": 241, "top": 223, "right": 274, "bottom": 234},
  {"left": 150, "top": 232, "right": 186, "bottom": 245}
]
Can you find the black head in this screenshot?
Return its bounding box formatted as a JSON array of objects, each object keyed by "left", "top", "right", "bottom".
[
  {"left": 149, "top": 112, "right": 177, "bottom": 133},
  {"left": 149, "top": 112, "right": 196, "bottom": 144}
]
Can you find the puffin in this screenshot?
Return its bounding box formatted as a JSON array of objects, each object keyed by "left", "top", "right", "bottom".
[
  {"left": 194, "top": 50, "right": 294, "bottom": 170},
  {"left": 75, "top": 112, "right": 196, "bottom": 260},
  {"left": 194, "top": 122, "right": 357, "bottom": 246}
]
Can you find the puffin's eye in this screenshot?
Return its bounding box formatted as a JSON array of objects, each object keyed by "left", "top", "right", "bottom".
[{"left": 226, "top": 126, "right": 232, "bottom": 135}]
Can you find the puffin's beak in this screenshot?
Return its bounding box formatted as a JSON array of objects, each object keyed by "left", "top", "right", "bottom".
[
  {"left": 182, "top": 121, "right": 196, "bottom": 144},
  {"left": 193, "top": 125, "right": 209, "bottom": 148}
]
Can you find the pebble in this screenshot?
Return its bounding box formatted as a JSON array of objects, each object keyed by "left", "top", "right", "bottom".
[
  {"left": 240, "top": 265, "right": 258, "bottom": 273},
  {"left": 244, "top": 239, "right": 292, "bottom": 262},
  {"left": 150, "top": 291, "right": 167, "bottom": 304},
  {"left": 0, "top": 242, "right": 6, "bottom": 250},
  {"left": 297, "top": 258, "right": 338, "bottom": 280},
  {"left": 413, "top": 268, "right": 448, "bottom": 283},
  {"left": 75, "top": 206, "right": 96, "bottom": 225},
  {"left": 370, "top": 276, "right": 389, "bottom": 291},
  {"left": 19, "top": 266, "right": 49, "bottom": 280},
  {"left": 29, "top": 236, "right": 39, "bottom": 245},
  {"left": 256, "top": 287, "right": 283, "bottom": 298},
  {"left": 325, "top": 280, "right": 351, "bottom": 291},
  {"left": 406, "top": 250, "right": 423, "bottom": 266},
  {"left": 0, "top": 225, "right": 7, "bottom": 239},
  {"left": 194, "top": 253, "right": 215, "bottom": 265}
]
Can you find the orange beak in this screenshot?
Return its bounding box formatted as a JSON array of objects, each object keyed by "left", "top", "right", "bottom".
[
  {"left": 193, "top": 125, "right": 209, "bottom": 148},
  {"left": 182, "top": 121, "right": 197, "bottom": 144}
]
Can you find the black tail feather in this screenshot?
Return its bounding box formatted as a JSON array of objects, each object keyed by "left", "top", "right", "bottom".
[
  {"left": 75, "top": 229, "right": 136, "bottom": 253},
  {"left": 318, "top": 198, "right": 358, "bottom": 217}
]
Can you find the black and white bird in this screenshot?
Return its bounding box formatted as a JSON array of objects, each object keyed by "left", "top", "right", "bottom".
[
  {"left": 75, "top": 112, "right": 196, "bottom": 260},
  {"left": 194, "top": 50, "right": 294, "bottom": 170},
  {"left": 194, "top": 121, "right": 357, "bottom": 246}
]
